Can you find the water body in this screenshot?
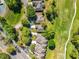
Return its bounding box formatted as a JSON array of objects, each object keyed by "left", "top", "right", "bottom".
[
  {"left": 0, "top": 4, "right": 5, "bottom": 13},
  {"left": 0, "top": 4, "right": 6, "bottom": 16}
]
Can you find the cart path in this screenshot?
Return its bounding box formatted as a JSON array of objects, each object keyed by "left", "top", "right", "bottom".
[{"left": 64, "top": 0, "right": 77, "bottom": 59}]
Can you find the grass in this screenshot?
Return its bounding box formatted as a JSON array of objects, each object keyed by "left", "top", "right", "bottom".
[
  {"left": 5, "top": 11, "right": 21, "bottom": 26},
  {"left": 66, "top": 0, "right": 79, "bottom": 59},
  {"left": 45, "top": 0, "right": 75, "bottom": 59},
  {"left": 45, "top": 48, "right": 55, "bottom": 59},
  {"left": 66, "top": 42, "right": 74, "bottom": 59},
  {"left": 5, "top": 6, "right": 25, "bottom": 26}
]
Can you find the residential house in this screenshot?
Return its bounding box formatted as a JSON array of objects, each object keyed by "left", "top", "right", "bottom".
[{"left": 32, "top": 0, "right": 44, "bottom": 12}]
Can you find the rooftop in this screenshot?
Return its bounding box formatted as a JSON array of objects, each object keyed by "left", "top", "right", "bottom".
[{"left": 32, "top": 0, "right": 44, "bottom": 12}]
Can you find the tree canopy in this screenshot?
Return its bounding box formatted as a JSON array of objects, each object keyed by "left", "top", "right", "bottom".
[
  {"left": 0, "top": 53, "right": 11, "bottom": 59},
  {"left": 71, "top": 35, "right": 79, "bottom": 52},
  {"left": 5, "top": 0, "right": 22, "bottom": 13},
  {"left": 21, "top": 27, "right": 31, "bottom": 46},
  {"left": 7, "top": 45, "right": 16, "bottom": 54},
  {"left": 48, "top": 39, "right": 55, "bottom": 50},
  {"left": 27, "top": 5, "right": 36, "bottom": 18},
  {"left": 0, "top": 17, "right": 18, "bottom": 41},
  {"left": 70, "top": 50, "right": 78, "bottom": 59},
  {"left": 22, "top": 19, "right": 30, "bottom": 27},
  {"left": 45, "top": 0, "right": 58, "bottom": 22}
]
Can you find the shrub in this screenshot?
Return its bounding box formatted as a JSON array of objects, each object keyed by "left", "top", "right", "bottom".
[{"left": 48, "top": 39, "right": 55, "bottom": 50}]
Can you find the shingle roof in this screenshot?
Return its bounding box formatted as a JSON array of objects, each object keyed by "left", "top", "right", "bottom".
[{"left": 32, "top": 0, "right": 44, "bottom": 12}]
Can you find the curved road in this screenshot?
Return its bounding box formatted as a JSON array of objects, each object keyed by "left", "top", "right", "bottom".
[{"left": 64, "top": 0, "right": 77, "bottom": 59}]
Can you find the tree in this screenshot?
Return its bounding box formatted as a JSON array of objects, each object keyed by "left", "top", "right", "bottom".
[
  {"left": 22, "top": 19, "right": 30, "bottom": 27},
  {"left": 0, "top": 17, "right": 7, "bottom": 27},
  {"left": 70, "top": 50, "right": 78, "bottom": 59},
  {"left": 27, "top": 5, "right": 36, "bottom": 22},
  {"left": 45, "top": 0, "right": 58, "bottom": 22},
  {"left": 43, "top": 30, "right": 55, "bottom": 40},
  {"left": 3, "top": 24, "right": 18, "bottom": 41},
  {"left": 6, "top": 45, "right": 16, "bottom": 55},
  {"left": 46, "top": 9, "right": 58, "bottom": 22},
  {"left": 5, "top": 0, "right": 22, "bottom": 13},
  {"left": 27, "top": 5, "right": 36, "bottom": 18},
  {"left": 21, "top": 27, "right": 31, "bottom": 46},
  {"left": 0, "top": 53, "right": 11, "bottom": 59},
  {"left": 0, "top": 17, "right": 18, "bottom": 42},
  {"left": 48, "top": 39, "right": 55, "bottom": 50},
  {"left": 71, "top": 35, "right": 79, "bottom": 52}
]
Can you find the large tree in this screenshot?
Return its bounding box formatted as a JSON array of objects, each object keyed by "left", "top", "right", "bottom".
[
  {"left": 48, "top": 39, "right": 55, "bottom": 50},
  {"left": 7, "top": 45, "right": 16, "bottom": 54},
  {"left": 27, "top": 5, "right": 36, "bottom": 22},
  {"left": 0, "top": 17, "right": 7, "bottom": 27},
  {"left": 71, "top": 35, "right": 79, "bottom": 52},
  {"left": 22, "top": 19, "right": 30, "bottom": 27},
  {"left": 5, "top": 0, "right": 22, "bottom": 13},
  {"left": 0, "top": 17, "right": 18, "bottom": 41},
  {"left": 0, "top": 53, "right": 11, "bottom": 59},
  {"left": 70, "top": 50, "right": 78, "bottom": 59},
  {"left": 27, "top": 5, "right": 36, "bottom": 18},
  {"left": 45, "top": 0, "right": 58, "bottom": 22},
  {"left": 21, "top": 27, "right": 31, "bottom": 46}
]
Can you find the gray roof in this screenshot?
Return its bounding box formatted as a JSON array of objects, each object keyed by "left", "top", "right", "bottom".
[
  {"left": 34, "top": 34, "right": 48, "bottom": 59},
  {"left": 36, "top": 15, "right": 44, "bottom": 23},
  {"left": 32, "top": 0, "right": 44, "bottom": 12},
  {"left": 36, "top": 35, "right": 48, "bottom": 44},
  {"left": 36, "top": 25, "right": 44, "bottom": 32}
]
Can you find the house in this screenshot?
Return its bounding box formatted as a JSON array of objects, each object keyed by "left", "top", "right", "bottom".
[
  {"left": 35, "top": 14, "right": 44, "bottom": 23},
  {"left": 34, "top": 43, "right": 46, "bottom": 59},
  {"left": 32, "top": 0, "right": 44, "bottom": 12},
  {"left": 36, "top": 25, "right": 44, "bottom": 32},
  {"left": 34, "top": 34, "right": 48, "bottom": 59},
  {"left": 36, "top": 35, "right": 48, "bottom": 44},
  {"left": 31, "top": 25, "right": 44, "bottom": 32}
]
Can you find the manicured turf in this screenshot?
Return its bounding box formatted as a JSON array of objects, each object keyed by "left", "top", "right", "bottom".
[
  {"left": 45, "top": 0, "right": 75, "bottom": 59},
  {"left": 66, "top": 0, "right": 79, "bottom": 59},
  {"left": 5, "top": 11, "right": 21, "bottom": 26},
  {"left": 5, "top": 7, "right": 25, "bottom": 26}
]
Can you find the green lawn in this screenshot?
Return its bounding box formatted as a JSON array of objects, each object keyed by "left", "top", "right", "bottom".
[
  {"left": 45, "top": 0, "right": 75, "bottom": 59},
  {"left": 5, "top": 11, "right": 21, "bottom": 26},
  {"left": 5, "top": 6, "right": 25, "bottom": 26},
  {"left": 66, "top": 0, "right": 79, "bottom": 59}
]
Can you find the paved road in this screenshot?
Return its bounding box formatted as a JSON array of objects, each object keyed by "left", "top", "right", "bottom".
[
  {"left": 12, "top": 40, "right": 31, "bottom": 59},
  {"left": 64, "top": 0, "right": 77, "bottom": 59}
]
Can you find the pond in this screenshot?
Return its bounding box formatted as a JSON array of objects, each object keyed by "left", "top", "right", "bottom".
[{"left": 0, "top": 4, "right": 5, "bottom": 14}]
